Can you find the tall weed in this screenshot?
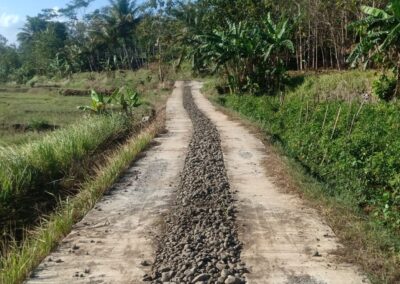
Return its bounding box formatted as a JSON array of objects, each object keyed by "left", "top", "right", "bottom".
[{"left": 0, "top": 115, "right": 129, "bottom": 199}]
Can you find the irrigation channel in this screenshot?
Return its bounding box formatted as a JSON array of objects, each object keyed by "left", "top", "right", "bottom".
[{"left": 27, "top": 81, "right": 369, "bottom": 284}]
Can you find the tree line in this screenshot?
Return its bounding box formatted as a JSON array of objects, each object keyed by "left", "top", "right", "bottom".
[{"left": 0, "top": 0, "right": 398, "bottom": 95}]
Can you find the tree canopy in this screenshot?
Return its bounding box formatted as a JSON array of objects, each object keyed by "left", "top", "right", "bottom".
[{"left": 0, "top": 0, "right": 395, "bottom": 91}]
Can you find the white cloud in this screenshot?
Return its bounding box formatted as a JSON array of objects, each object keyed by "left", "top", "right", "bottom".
[
  {"left": 0, "top": 12, "right": 20, "bottom": 28},
  {"left": 53, "top": 6, "right": 60, "bottom": 15}
]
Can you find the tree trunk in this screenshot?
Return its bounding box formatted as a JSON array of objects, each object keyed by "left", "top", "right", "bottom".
[
  {"left": 157, "top": 38, "right": 164, "bottom": 83},
  {"left": 395, "top": 60, "right": 400, "bottom": 98},
  {"left": 330, "top": 26, "right": 341, "bottom": 70},
  {"left": 315, "top": 25, "right": 318, "bottom": 69},
  {"left": 299, "top": 32, "right": 303, "bottom": 70}
]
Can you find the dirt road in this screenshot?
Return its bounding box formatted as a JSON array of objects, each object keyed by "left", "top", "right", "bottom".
[
  {"left": 27, "top": 82, "right": 368, "bottom": 284},
  {"left": 26, "top": 82, "right": 192, "bottom": 283},
  {"left": 191, "top": 82, "right": 368, "bottom": 284}
]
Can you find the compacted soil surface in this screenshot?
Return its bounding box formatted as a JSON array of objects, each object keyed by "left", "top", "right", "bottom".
[
  {"left": 146, "top": 87, "right": 245, "bottom": 283},
  {"left": 27, "top": 81, "right": 369, "bottom": 284}
]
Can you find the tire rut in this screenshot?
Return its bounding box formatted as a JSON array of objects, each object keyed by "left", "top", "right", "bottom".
[{"left": 146, "top": 85, "right": 247, "bottom": 284}]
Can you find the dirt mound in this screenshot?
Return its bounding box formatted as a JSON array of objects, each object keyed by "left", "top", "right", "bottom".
[
  {"left": 5, "top": 122, "right": 59, "bottom": 132},
  {"left": 146, "top": 86, "right": 247, "bottom": 283},
  {"left": 58, "top": 88, "right": 117, "bottom": 96},
  {"left": 0, "top": 88, "right": 29, "bottom": 93}
]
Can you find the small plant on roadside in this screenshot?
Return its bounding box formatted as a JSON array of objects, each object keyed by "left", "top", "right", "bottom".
[
  {"left": 117, "top": 88, "right": 142, "bottom": 116},
  {"left": 78, "top": 90, "right": 113, "bottom": 115},
  {"left": 28, "top": 119, "right": 53, "bottom": 132}
]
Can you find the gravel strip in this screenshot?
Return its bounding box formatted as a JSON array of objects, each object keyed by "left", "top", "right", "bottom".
[{"left": 144, "top": 86, "right": 247, "bottom": 284}]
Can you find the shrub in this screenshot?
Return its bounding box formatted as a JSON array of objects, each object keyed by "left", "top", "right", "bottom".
[
  {"left": 220, "top": 72, "right": 400, "bottom": 231},
  {"left": 27, "top": 119, "right": 54, "bottom": 131},
  {"left": 372, "top": 74, "right": 396, "bottom": 101}
]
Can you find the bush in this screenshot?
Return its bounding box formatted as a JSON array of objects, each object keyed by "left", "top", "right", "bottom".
[
  {"left": 220, "top": 72, "right": 400, "bottom": 231},
  {"left": 27, "top": 119, "right": 55, "bottom": 131},
  {"left": 372, "top": 74, "right": 396, "bottom": 101}
]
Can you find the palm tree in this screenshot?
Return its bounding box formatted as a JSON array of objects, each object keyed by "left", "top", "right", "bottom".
[
  {"left": 17, "top": 16, "right": 48, "bottom": 45},
  {"left": 348, "top": 0, "right": 400, "bottom": 97},
  {"left": 88, "top": 0, "right": 141, "bottom": 69},
  {"left": 108, "top": 0, "right": 140, "bottom": 41}
]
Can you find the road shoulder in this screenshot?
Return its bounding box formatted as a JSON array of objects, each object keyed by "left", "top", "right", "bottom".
[{"left": 191, "top": 81, "right": 368, "bottom": 284}]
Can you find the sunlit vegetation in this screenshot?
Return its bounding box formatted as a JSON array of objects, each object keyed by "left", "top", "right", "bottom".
[
  {"left": 0, "top": 0, "right": 400, "bottom": 282},
  {"left": 210, "top": 69, "right": 400, "bottom": 282}
]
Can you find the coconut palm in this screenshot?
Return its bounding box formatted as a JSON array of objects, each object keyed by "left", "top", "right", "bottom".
[
  {"left": 108, "top": 0, "right": 141, "bottom": 40},
  {"left": 88, "top": 0, "right": 142, "bottom": 69},
  {"left": 17, "top": 17, "right": 48, "bottom": 45}
]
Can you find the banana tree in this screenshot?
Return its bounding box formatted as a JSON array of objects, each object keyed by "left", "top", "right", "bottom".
[
  {"left": 193, "top": 21, "right": 253, "bottom": 93},
  {"left": 191, "top": 14, "right": 294, "bottom": 94},
  {"left": 348, "top": 0, "right": 400, "bottom": 97},
  {"left": 256, "top": 13, "right": 295, "bottom": 92},
  {"left": 78, "top": 90, "right": 113, "bottom": 114},
  {"left": 118, "top": 87, "right": 142, "bottom": 116}
]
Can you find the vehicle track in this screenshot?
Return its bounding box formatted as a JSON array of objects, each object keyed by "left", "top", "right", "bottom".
[
  {"left": 147, "top": 86, "right": 246, "bottom": 283},
  {"left": 26, "top": 81, "right": 369, "bottom": 284},
  {"left": 191, "top": 81, "right": 369, "bottom": 284}
]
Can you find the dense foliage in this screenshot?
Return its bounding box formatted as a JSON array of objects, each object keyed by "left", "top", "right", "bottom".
[
  {"left": 0, "top": 0, "right": 151, "bottom": 82},
  {"left": 219, "top": 71, "right": 400, "bottom": 231},
  {"left": 190, "top": 16, "right": 294, "bottom": 93},
  {"left": 349, "top": 0, "right": 400, "bottom": 97},
  {"left": 0, "top": 0, "right": 394, "bottom": 86},
  {"left": 0, "top": 36, "right": 20, "bottom": 83}
]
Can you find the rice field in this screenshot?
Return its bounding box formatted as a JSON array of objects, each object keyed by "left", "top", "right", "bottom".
[{"left": 0, "top": 89, "right": 90, "bottom": 146}]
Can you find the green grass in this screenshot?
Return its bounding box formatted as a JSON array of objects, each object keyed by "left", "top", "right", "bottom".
[
  {"left": 0, "top": 113, "right": 164, "bottom": 284},
  {"left": 0, "top": 114, "right": 131, "bottom": 242},
  {"left": 206, "top": 69, "right": 400, "bottom": 283},
  {"left": 0, "top": 90, "right": 90, "bottom": 146},
  {"left": 0, "top": 114, "right": 129, "bottom": 198},
  {"left": 285, "top": 70, "right": 378, "bottom": 101},
  {"left": 0, "top": 67, "right": 170, "bottom": 146},
  {"left": 28, "top": 68, "right": 158, "bottom": 90}
]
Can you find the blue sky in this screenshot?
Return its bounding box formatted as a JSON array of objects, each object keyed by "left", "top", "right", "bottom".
[{"left": 0, "top": 0, "right": 116, "bottom": 44}]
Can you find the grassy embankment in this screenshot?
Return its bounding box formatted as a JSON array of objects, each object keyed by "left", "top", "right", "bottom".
[
  {"left": 207, "top": 70, "right": 400, "bottom": 283},
  {"left": 0, "top": 114, "right": 164, "bottom": 284},
  {"left": 0, "top": 115, "right": 131, "bottom": 238},
  {"left": 0, "top": 67, "right": 171, "bottom": 283}
]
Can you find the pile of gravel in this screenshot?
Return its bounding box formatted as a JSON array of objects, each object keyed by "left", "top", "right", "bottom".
[{"left": 144, "top": 86, "right": 247, "bottom": 283}]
